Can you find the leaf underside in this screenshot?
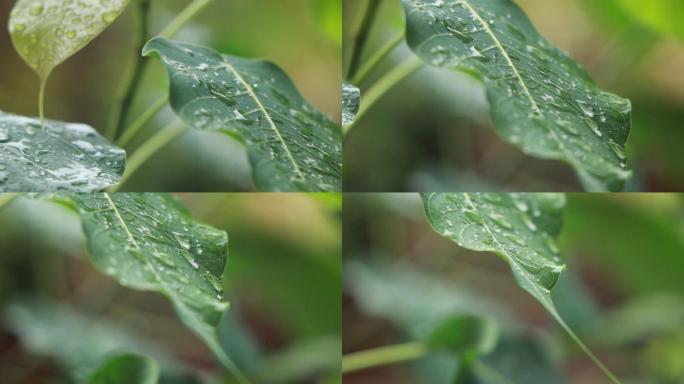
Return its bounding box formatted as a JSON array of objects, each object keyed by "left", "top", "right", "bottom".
[
  {"left": 403, "top": 0, "right": 632, "bottom": 191},
  {"left": 52, "top": 193, "right": 229, "bottom": 342},
  {"left": 422, "top": 192, "right": 566, "bottom": 311},
  {"left": 0, "top": 112, "right": 125, "bottom": 192},
  {"left": 89, "top": 353, "right": 160, "bottom": 384},
  {"left": 342, "top": 82, "right": 360, "bottom": 126},
  {"left": 9, "top": 0, "right": 130, "bottom": 79},
  {"left": 143, "top": 37, "right": 343, "bottom": 192}
]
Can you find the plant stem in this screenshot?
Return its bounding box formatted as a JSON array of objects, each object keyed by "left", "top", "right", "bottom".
[
  {"left": 109, "top": 121, "right": 188, "bottom": 191},
  {"left": 553, "top": 313, "right": 622, "bottom": 384},
  {"left": 351, "top": 31, "right": 405, "bottom": 85},
  {"left": 159, "top": 0, "right": 215, "bottom": 38},
  {"left": 341, "top": 342, "right": 428, "bottom": 374},
  {"left": 109, "top": 0, "right": 152, "bottom": 141},
  {"left": 38, "top": 78, "right": 47, "bottom": 128},
  {"left": 346, "top": 0, "right": 381, "bottom": 79},
  {"left": 117, "top": 95, "right": 169, "bottom": 147},
  {"left": 205, "top": 336, "right": 252, "bottom": 384},
  {"left": 344, "top": 56, "right": 423, "bottom": 135}
]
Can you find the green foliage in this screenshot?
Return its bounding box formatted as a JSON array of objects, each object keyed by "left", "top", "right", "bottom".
[
  {"left": 50, "top": 193, "right": 229, "bottom": 348},
  {"left": 89, "top": 353, "right": 160, "bottom": 384},
  {"left": 342, "top": 82, "right": 360, "bottom": 127},
  {"left": 8, "top": 0, "right": 129, "bottom": 80},
  {"left": 0, "top": 112, "right": 125, "bottom": 192},
  {"left": 402, "top": 0, "right": 632, "bottom": 191},
  {"left": 143, "top": 37, "right": 342, "bottom": 192},
  {"left": 615, "top": 0, "right": 684, "bottom": 40}
]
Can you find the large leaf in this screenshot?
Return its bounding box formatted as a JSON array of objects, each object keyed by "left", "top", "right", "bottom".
[
  {"left": 143, "top": 37, "right": 342, "bottom": 192},
  {"left": 51, "top": 193, "right": 229, "bottom": 349},
  {"left": 403, "top": 0, "right": 632, "bottom": 191},
  {"left": 342, "top": 82, "right": 360, "bottom": 126},
  {"left": 616, "top": 0, "right": 684, "bottom": 40},
  {"left": 89, "top": 353, "right": 160, "bottom": 384},
  {"left": 422, "top": 192, "right": 620, "bottom": 383},
  {"left": 8, "top": 0, "right": 130, "bottom": 80},
  {"left": 0, "top": 112, "right": 125, "bottom": 192}
]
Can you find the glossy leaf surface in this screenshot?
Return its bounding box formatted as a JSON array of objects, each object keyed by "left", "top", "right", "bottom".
[
  {"left": 0, "top": 112, "right": 125, "bottom": 192},
  {"left": 144, "top": 37, "right": 342, "bottom": 192},
  {"left": 54, "top": 193, "right": 229, "bottom": 344},
  {"left": 422, "top": 193, "right": 565, "bottom": 310},
  {"left": 9, "top": 0, "right": 130, "bottom": 79},
  {"left": 403, "top": 0, "right": 632, "bottom": 191},
  {"left": 342, "top": 82, "right": 360, "bottom": 126}
]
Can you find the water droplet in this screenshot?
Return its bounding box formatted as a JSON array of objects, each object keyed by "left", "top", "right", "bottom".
[
  {"left": 29, "top": 4, "right": 44, "bottom": 16},
  {"left": 103, "top": 11, "right": 118, "bottom": 23}
]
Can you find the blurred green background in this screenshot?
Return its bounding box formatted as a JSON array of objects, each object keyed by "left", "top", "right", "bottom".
[
  {"left": 0, "top": 0, "right": 342, "bottom": 191},
  {"left": 0, "top": 193, "right": 341, "bottom": 384},
  {"left": 343, "top": 0, "right": 684, "bottom": 192},
  {"left": 343, "top": 193, "right": 684, "bottom": 383}
]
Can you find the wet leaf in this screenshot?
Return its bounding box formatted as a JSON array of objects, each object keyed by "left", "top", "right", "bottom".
[
  {"left": 403, "top": 0, "right": 632, "bottom": 191},
  {"left": 0, "top": 112, "right": 125, "bottom": 192},
  {"left": 422, "top": 193, "right": 566, "bottom": 311},
  {"left": 342, "top": 82, "right": 360, "bottom": 126},
  {"left": 8, "top": 0, "right": 130, "bottom": 79},
  {"left": 143, "top": 37, "right": 342, "bottom": 192},
  {"left": 52, "top": 193, "right": 229, "bottom": 349},
  {"left": 422, "top": 192, "right": 621, "bottom": 383},
  {"left": 89, "top": 353, "right": 160, "bottom": 384}
]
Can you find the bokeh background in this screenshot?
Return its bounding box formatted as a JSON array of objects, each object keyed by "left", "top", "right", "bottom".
[
  {"left": 0, "top": 0, "right": 342, "bottom": 191},
  {"left": 0, "top": 193, "right": 342, "bottom": 383},
  {"left": 343, "top": 0, "right": 684, "bottom": 192},
  {"left": 344, "top": 193, "right": 684, "bottom": 383}
]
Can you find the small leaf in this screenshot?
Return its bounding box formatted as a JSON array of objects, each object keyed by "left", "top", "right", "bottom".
[
  {"left": 422, "top": 192, "right": 622, "bottom": 383},
  {"left": 8, "top": 0, "right": 130, "bottom": 80},
  {"left": 0, "top": 112, "right": 125, "bottom": 192},
  {"left": 89, "top": 353, "right": 160, "bottom": 384},
  {"left": 52, "top": 193, "right": 229, "bottom": 347},
  {"left": 143, "top": 37, "right": 342, "bottom": 192},
  {"left": 342, "top": 82, "right": 360, "bottom": 126},
  {"left": 403, "top": 0, "right": 632, "bottom": 191},
  {"left": 425, "top": 315, "right": 498, "bottom": 355}
]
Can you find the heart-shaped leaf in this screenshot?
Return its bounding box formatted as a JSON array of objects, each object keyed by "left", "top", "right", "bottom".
[
  {"left": 0, "top": 112, "right": 125, "bottom": 192},
  {"left": 8, "top": 0, "right": 130, "bottom": 80},
  {"left": 422, "top": 192, "right": 621, "bottom": 383},
  {"left": 52, "top": 193, "right": 229, "bottom": 346},
  {"left": 143, "top": 37, "right": 343, "bottom": 192},
  {"left": 89, "top": 353, "right": 160, "bottom": 384},
  {"left": 342, "top": 82, "right": 360, "bottom": 126},
  {"left": 403, "top": 0, "right": 632, "bottom": 191}
]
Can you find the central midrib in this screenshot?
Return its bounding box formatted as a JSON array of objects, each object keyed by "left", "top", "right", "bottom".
[{"left": 218, "top": 61, "right": 305, "bottom": 181}]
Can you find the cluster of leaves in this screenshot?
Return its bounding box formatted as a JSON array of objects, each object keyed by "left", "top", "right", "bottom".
[
  {"left": 1, "top": 0, "right": 342, "bottom": 192},
  {"left": 344, "top": 0, "right": 634, "bottom": 191}
]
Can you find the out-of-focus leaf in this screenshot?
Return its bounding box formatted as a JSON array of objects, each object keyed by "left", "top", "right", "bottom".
[
  {"left": 143, "top": 37, "right": 342, "bottom": 192},
  {"left": 255, "top": 337, "right": 340, "bottom": 384},
  {"left": 2, "top": 299, "right": 166, "bottom": 379},
  {"left": 426, "top": 315, "right": 498, "bottom": 355},
  {"left": 89, "top": 353, "right": 160, "bottom": 384},
  {"left": 342, "top": 82, "right": 360, "bottom": 126},
  {"left": 402, "top": 0, "right": 632, "bottom": 191},
  {"left": 615, "top": 0, "right": 684, "bottom": 40},
  {"left": 51, "top": 193, "right": 229, "bottom": 355},
  {"left": 310, "top": 0, "right": 342, "bottom": 45},
  {"left": 8, "top": 0, "right": 129, "bottom": 79},
  {"left": 0, "top": 112, "right": 125, "bottom": 192}
]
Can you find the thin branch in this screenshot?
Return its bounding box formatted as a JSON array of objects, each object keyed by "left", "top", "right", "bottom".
[
  {"left": 341, "top": 342, "right": 428, "bottom": 374},
  {"left": 346, "top": 0, "right": 381, "bottom": 79}
]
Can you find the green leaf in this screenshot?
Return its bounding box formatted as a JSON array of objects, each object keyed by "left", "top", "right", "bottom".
[
  {"left": 8, "top": 0, "right": 130, "bottom": 80},
  {"left": 402, "top": 0, "right": 632, "bottom": 191},
  {"left": 51, "top": 193, "right": 229, "bottom": 349},
  {"left": 143, "top": 37, "right": 342, "bottom": 192},
  {"left": 421, "top": 192, "right": 621, "bottom": 383},
  {"left": 0, "top": 112, "right": 125, "bottom": 192},
  {"left": 425, "top": 315, "right": 498, "bottom": 355},
  {"left": 342, "top": 82, "right": 360, "bottom": 127},
  {"left": 89, "top": 353, "right": 160, "bottom": 384},
  {"left": 615, "top": 0, "right": 684, "bottom": 40}
]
